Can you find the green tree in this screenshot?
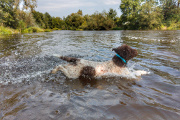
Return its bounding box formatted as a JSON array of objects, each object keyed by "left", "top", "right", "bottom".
[
  {"left": 120, "top": 0, "right": 141, "bottom": 29},
  {"left": 0, "top": 9, "right": 3, "bottom": 25},
  {"left": 0, "top": 0, "right": 37, "bottom": 29},
  {"left": 65, "top": 10, "right": 84, "bottom": 30},
  {"left": 32, "top": 11, "right": 45, "bottom": 28},
  {"left": 0, "top": 0, "right": 19, "bottom": 28},
  {"left": 160, "top": 0, "right": 180, "bottom": 25},
  {"left": 120, "top": 0, "right": 164, "bottom": 29},
  {"left": 52, "top": 17, "right": 64, "bottom": 29},
  {"left": 14, "top": 0, "right": 37, "bottom": 11},
  {"left": 82, "top": 11, "right": 114, "bottom": 30},
  {"left": 108, "top": 8, "right": 117, "bottom": 20},
  {"left": 44, "top": 12, "right": 52, "bottom": 29},
  {"left": 138, "top": 0, "right": 163, "bottom": 29},
  {"left": 77, "top": 9, "right": 82, "bottom": 15}
]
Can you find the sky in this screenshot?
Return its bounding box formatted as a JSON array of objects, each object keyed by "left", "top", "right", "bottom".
[{"left": 35, "top": 0, "right": 121, "bottom": 18}]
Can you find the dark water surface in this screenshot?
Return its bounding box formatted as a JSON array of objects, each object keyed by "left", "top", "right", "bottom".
[{"left": 0, "top": 30, "right": 180, "bottom": 120}]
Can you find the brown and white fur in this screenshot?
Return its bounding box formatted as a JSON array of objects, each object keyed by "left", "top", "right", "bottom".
[{"left": 51, "top": 45, "right": 148, "bottom": 79}]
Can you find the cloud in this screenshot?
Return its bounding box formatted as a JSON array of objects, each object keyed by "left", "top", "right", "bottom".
[
  {"left": 37, "top": 0, "right": 96, "bottom": 10},
  {"left": 36, "top": 0, "right": 121, "bottom": 17},
  {"left": 104, "top": 0, "right": 120, "bottom": 5},
  {"left": 37, "top": 0, "right": 120, "bottom": 10}
]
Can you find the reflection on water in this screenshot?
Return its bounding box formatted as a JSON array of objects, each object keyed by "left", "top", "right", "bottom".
[{"left": 0, "top": 30, "right": 180, "bottom": 120}]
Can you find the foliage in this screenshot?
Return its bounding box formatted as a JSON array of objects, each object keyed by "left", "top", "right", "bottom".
[
  {"left": 52, "top": 17, "right": 64, "bottom": 29},
  {"left": 138, "top": 1, "right": 163, "bottom": 29},
  {"left": 32, "top": 9, "right": 116, "bottom": 31},
  {"left": 82, "top": 11, "right": 114, "bottom": 30},
  {"left": 0, "top": 26, "right": 19, "bottom": 34},
  {"left": 32, "top": 11, "right": 65, "bottom": 30},
  {"left": 120, "top": 0, "right": 141, "bottom": 29},
  {"left": 160, "top": 0, "right": 180, "bottom": 29},
  {"left": 14, "top": 0, "right": 37, "bottom": 11},
  {"left": 32, "top": 11, "right": 45, "bottom": 28},
  {"left": 0, "top": 0, "right": 19, "bottom": 28},
  {"left": 112, "top": 27, "right": 123, "bottom": 30},
  {"left": 166, "top": 20, "right": 180, "bottom": 30},
  {"left": 44, "top": 29, "right": 52, "bottom": 32},
  {"left": 16, "top": 10, "right": 36, "bottom": 30},
  {"left": 0, "top": 0, "right": 37, "bottom": 30},
  {"left": 65, "top": 11, "right": 84, "bottom": 30},
  {"left": 22, "top": 27, "right": 44, "bottom": 33},
  {"left": 120, "top": 0, "right": 180, "bottom": 30},
  {"left": 44, "top": 12, "right": 52, "bottom": 29},
  {"left": 108, "top": 8, "right": 117, "bottom": 21}
]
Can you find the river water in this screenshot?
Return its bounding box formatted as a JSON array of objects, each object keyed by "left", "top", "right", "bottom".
[{"left": 0, "top": 30, "right": 180, "bottom": 120}]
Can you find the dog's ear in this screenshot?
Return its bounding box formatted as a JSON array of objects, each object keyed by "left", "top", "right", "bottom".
[{"left": 113, "top": 44, "right": 138, "bottom": 61}]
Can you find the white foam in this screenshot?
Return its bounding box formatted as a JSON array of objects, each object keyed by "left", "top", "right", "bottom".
[
  {"left": 52, "top": 54, "right": 61, "bottom": 57},
  {"left": 100, "top": 69, "right": 150, "bottom": 80},
  {"left": 127, "top": 35, "right": 179, "bottom": 43},
  {"left": 0, "top": 70, "right": 51, "bottom": 85}
]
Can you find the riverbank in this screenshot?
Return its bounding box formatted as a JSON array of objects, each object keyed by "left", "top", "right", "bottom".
[
  {"left": 0, "top": 26, "right": 53, "bottom": 35},
  {"left": 0, "top": 26, "right": 19, "bottom": 35},
  {"left": 1, "top": 25, "right": 180, "bottom": 35}
]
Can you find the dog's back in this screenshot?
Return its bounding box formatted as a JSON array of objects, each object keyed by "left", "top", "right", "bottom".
[
  {"left": 61, "top": 58, "right": 104, "bottom": 78},
  {"left": 52, "top": 56, "right": 111, "bottom": 78}
]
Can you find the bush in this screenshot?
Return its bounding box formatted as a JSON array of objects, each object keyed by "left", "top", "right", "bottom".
[
  {"left": 167, "top": 21, "right": 180, "bottom": 30},
  {"left": 44, "top": 29, "right": 52, "bottom": 32},
  {"left": 53, "top": 28, "right": 59, "bottom": 30},
  {"left": 22, "top": 27, "right": 44, "bottom": 33},
  {"left": 0, "top": 26, "right": 19, "bottom": 34},
  {"left": 76, "top": 29, "right": 83, "bottom": 31},
  {"left": 112, "top": 27, "right": 123, "bottom": 30}
]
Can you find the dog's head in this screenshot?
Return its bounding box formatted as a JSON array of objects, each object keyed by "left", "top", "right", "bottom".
[{"left": 112, "top": 44, "right": 138, "bottom": 62}]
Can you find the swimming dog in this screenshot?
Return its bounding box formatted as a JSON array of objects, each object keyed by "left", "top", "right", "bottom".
[{"left": 51, "top": 45, "right": 147, "bottom": 78}]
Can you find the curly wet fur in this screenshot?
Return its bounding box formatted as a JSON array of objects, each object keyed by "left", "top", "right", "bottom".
[
  {"left": 51, "top": 45, "right": 146, "bottom": 79},
  {"left": 112, "top": 44, "right": 138, "bottom": 67}
]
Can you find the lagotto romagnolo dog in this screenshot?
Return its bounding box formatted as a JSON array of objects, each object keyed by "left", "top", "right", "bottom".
[{"left": 51, "top": 45, "right": 148, "bottom": 79}]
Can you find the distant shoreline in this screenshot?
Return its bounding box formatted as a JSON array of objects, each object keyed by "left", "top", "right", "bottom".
[{"left": 1, "top": 26, "right": 180, "bottom": 35}]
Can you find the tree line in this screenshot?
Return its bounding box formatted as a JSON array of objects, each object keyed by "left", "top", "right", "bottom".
[
  {"left": 120, "top": 0, "right": 180, "bottom": 30},
  {"left": 32, "top": 9, "right": 119, "bottom": 30},
  {"left": 1, "top": 0, "right": 180, "bottom": 33}
]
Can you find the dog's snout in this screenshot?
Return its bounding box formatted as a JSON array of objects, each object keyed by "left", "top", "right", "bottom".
[{"left": 112, "top": 48, "right": 117, "bottom": 51}]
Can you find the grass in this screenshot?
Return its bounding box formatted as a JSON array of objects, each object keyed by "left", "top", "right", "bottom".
[
  {"left": 0, "top": 26, "right": 49, "bottom": 35},
  {"left": 167, "top": 22, "right": 180, "bottom": 30},
  {"left": 22, "top": 27, "right": 44, "bottom": 33},
  {"left": 160, "top": 21, "right": 180, "bottom": 30},
  {"left": 1, "top": 24, "right": 179, "bottom": 35},
  {"left": 44, "top": 29, "right": 52, "bottom": 32},
  {"left": 53, "top": 28, "right": 60, "bottom": 30},
  {"left": 0, "top": 26, "right": 19, "bottom": 35},
  {"left": 76, "top": 29, "right": 83, "bottom": 31}
]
